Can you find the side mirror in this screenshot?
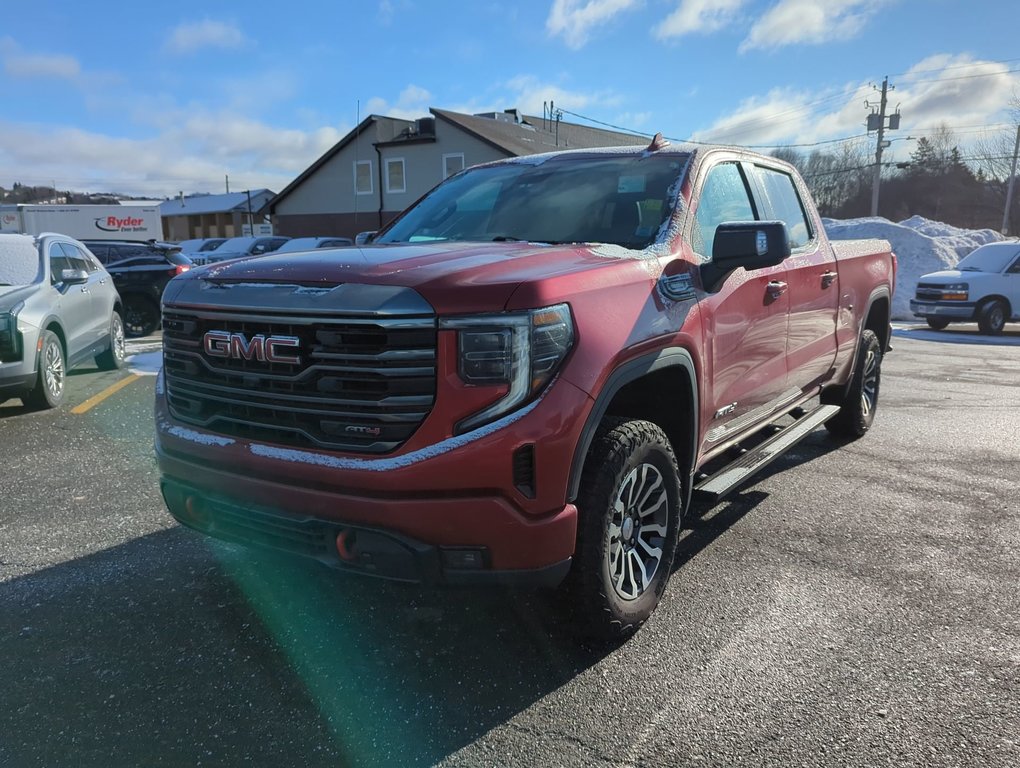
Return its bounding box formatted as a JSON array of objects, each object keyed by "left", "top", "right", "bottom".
[
  {"left": 700, "top": 221, "right": 791, "bottom": 293},
  {"left": 354, "top": 230, "right": 377, "bottom": 245},
  {"left": 61, "top": 268, "right": 89, "bottom": 286}
]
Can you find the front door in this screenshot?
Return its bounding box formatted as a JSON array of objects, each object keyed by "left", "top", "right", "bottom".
[{"left": 689, "top": 160, "right": 791, "bottom": 455}]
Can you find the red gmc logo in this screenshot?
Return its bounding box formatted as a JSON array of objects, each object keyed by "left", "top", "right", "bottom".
[{"left": 203, "top": 331, "right": 301, "bottom": 365}]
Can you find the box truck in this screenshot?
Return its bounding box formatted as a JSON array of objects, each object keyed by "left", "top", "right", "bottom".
[{"left": 0, "top": 204, "right": 162, "bottom": 241}]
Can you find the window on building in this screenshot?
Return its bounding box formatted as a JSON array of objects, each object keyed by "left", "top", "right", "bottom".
[
  {"left": 386, "top": 158, "right": 406, "bottom": 194},
  {"left": 354, "top": 160, "right": 373, "bottom": 195},
  {"left": 443, "top": 153, "right": 465, "bottom": 179}
]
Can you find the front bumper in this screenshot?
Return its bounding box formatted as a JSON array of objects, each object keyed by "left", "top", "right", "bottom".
[
  {"left": 161, "top": 477, "right": 572, "bottom": 586},
  {"left": 909, "top": 299, "right": 975, "bottom": 319},
  {"left": 156, "top": 370, "right": 593, "bottom": 584}
]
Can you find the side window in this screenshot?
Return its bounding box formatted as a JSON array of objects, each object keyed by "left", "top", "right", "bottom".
[
  {"left": 59, "top": 242, "right": 95, "bottom": 273},
  {"left": 754, "top": 167, "right": 813, "bottom": 249},
  {"left": 692, "top": 163, "right": 756, "bottom": 260},
  {"left": 87, "top": 243, "right": 110, "bottom": 262},
  {"left": 1007, "top": 255, "right": 1020, "bottom": 274},
  {"left": 49, "top": 244, "right": 73, "bottom": 284}
]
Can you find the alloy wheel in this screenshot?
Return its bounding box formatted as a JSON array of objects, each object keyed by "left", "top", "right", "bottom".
[
  {"left": 43, "top": 341, "right": 64, "bottom": 399},
  {"left": 607, "top": 463, "right": 670, "bottom": 601}
]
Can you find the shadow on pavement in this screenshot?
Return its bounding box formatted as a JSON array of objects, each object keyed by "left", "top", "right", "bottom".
[{"left": 0, "top": 527, "right": 614, "bottom": 767}]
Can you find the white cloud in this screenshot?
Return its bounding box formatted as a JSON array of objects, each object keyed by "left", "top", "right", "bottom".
[
  {"left": 654, "top": 0, "right": 745, "bottom": 39},
  {"left": 741, "top": 0, "right": 885, "bottom": 52},
  {"left": 502, "top": 74, "right": 622, "bottom": 115},
  {"left": 689, "top": 55, "right": 1020, "bottom": 154},
  {"left": 0, "top": 37, "right": 80, "bottom": 79},
  {"left": 546, "top": 0, "right": 642, "bottom": 50},
  {"left": 165, "top": 20, "right": 246, "bottom": 54},
  {"left": 364, "top": 84, "right": 433, "bottom": 120}
]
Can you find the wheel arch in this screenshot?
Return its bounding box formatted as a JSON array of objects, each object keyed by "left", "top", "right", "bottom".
[
  {"left": 823, "top": 286, "right": 890, "bottom": 405},
  {"left": 567, "top": 348, "right": 699, "bottom": 508},
  {"left": 40, "top": 316, "right": 67, "bottom": 358},
  {"left": 975, "top": 293, "right": 1012, "bottom": 315}
]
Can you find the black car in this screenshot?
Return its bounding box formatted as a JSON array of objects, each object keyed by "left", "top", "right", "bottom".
[{"left": 82, "top": 240, "right": 192, "bottom": 337}]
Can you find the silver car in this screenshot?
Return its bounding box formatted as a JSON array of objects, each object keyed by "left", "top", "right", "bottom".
[{"left": 0, "top": 233, "right": 125, "bottom": 409}]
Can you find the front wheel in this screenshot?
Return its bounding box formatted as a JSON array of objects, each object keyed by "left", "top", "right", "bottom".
[
  {"left": 977, "top": 300, "right": 1007, "bottom": 336},
  {"left": 24, "top": 331, "right": 66, "bottom": 409},
  {"left": 565, "top": 418, "right": 683, "bottom": 640},
  {"left": 123, "top": 295, "right": 160, "bottom": 338},
  {"left": 926, "top": 317, "right": 950, "bottom": 331},
  {"left": 825, "top": 329, "right": 882, "bottom": 439}
]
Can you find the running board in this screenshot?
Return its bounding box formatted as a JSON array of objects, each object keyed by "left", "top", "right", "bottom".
[{"left": 693, "top": 404, "right": 841, "bottom": 502}]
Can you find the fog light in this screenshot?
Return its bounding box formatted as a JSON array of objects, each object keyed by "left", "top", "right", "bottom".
[{"left": 441, "top": 548, "right": 486, "bottom": 570}]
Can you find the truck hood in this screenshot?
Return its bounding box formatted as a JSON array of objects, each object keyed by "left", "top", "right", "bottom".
[
  {"left": 918, "top": 269, "right": 973, "bottom": 282},
  {"left": 180, "top": 241, "right": 644, "bottom": 314}
]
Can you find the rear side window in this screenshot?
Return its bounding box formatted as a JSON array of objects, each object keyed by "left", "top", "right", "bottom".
[
  {"left": 86, "top": 243, "right": 110, "bottom": 262},
  {"left": 692, "top": 163, "right": 757, "bottom": 261},
  {"left": 753, "top": 167, "right": 813, "bottom": 250}
]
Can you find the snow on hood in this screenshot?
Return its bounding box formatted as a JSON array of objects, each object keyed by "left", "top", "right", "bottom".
[{"left": 823, "top": 216, "right": 1006, "bottom": 319}]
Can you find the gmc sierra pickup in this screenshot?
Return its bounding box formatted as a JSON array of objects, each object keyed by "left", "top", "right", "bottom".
[{"left": 155, "top": 136, "right": 895, "bottom": 638}]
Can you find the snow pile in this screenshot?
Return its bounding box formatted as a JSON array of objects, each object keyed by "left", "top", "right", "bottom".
[{"left": 823, "top": 216, "right": 1005, "bottom": 319}]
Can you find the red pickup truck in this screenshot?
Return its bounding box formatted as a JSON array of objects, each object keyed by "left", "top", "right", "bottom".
[{"left": 156, "top": 138, "right": 895, "bottom": 638}]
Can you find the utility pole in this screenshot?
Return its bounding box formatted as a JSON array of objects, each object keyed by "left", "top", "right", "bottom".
[
  {"left": 225, "top": 175, "right": 230, "bottom": 194},
  {"left": 868, "top": 76, "right": 894, "bottom": 217},
  {"left": 1001, "top": 125, "right": 1020, "bottom": 235}
]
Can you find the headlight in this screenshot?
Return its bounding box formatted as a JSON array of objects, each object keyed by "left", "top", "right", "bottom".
[
  {"left": 440, "top": 303, "right": 574, "bottom": 433},
  {"left": 0, "top": 301, "right": 25, "bottom": 362},
  {"left": 940, "top": 282, "right": 968, "bottom": 300}
]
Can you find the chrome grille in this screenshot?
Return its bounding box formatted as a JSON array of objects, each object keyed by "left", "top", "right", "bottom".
[{"left": 163, "top": 307, "right": 437, "bottom": 453}]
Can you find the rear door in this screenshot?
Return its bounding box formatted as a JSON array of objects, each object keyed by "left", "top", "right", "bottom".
[
  {"left": 689, "top": 159, "right": 791, "bottom": 454},
  {"left": 748, "top": 164, "right": 839, "bottom": 391}
]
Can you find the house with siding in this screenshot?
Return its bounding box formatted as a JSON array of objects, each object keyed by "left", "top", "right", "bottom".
[
  {"left": 266, "top": 108, "right": 646, "bottom": 238},
  {"left": 160, "top": 189, "right": 275, "bottom": 241}
]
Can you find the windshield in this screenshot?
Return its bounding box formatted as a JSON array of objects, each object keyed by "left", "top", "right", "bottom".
[
  {"left": 956, "top": 243, "right": 1020, "bottom": 272},
  {"left": 0, "top": 236, "right": 42, "bottom": 286},
  {"left": 275, "top": 238, "right": 320, "bottom": 253},
  {"left": 212, "top": 237, "right": 256, "bottom": 252},
  {"left": 376, "top": 153, "right": 688, "bottom": 250}
]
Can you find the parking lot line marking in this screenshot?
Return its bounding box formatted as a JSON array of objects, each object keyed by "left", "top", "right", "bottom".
[{"left": 71, "top": 374, "right": 140, "bottom": 415}]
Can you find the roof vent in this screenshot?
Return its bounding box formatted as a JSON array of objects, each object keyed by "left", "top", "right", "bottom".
[{"left": 415, "top": 117, "right": 435, "bottom": 136}]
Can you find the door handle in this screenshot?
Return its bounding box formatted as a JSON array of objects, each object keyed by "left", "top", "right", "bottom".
[
  {"left": 766, "top": 280, "right": 788, "bottom": 299},
  {"left": 80, "top": 287, "right": 90, "bottom": 294},
  {"left": 821, "top": 271, "right": 838, "bottom": 288}
]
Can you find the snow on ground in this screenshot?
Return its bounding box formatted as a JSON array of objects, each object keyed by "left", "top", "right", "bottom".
[
  {"left": 126, "top": 350, "right": 162, "bottom": 376},
  {"left": 823, "top": 216, "right": 1006, "bottom": 320}
]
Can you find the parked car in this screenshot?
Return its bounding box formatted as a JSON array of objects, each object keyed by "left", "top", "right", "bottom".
[
  {"left": 188, "top": 236, "right": 290, "bottom": 266},
  {"left": 176, "top": 238, "right": 228, "bottom": 254},
  {"left": 273, "top": 237, "right": 354, "bottom": 253},
  {"left": 0, "top": 232, "right": 124, "bottom": 409},
  {"left": 82, "top": 240, "right": 193, "bottom": 337},
  {"left": 910, "top": 241, "right": 1020, "bottom": 334}
]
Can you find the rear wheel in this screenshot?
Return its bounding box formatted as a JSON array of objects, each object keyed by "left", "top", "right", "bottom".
[
  {"left": 825, "top": 329, "right": 881, "bottom": 439},
  {"left": 123, "top": 295, "right": 160, "bottom": 338},
  {"left": 95, "top": 312, "right": 126, "bottom": 370},
  {"left": 565, "top": 418, "right": 683, "bottom": 640},
  {"left": 977, "top": 300, "right": 1007, "bottom": 335},
  {"left": 25, "top": 331, "right": 66, "bottom": 409},
  {"left": 926, "top": 317, "right": 950, "bottom": 331}
]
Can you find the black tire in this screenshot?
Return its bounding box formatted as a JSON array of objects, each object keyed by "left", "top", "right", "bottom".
[
  {"left": 977, "top": 299, "right": 1007, "bottom": 336},
  {"left": 825, "top": 329, "right": 881, "bottom": 439},
  {"left": 123, "top": 295, "right": 160, "bottom": 338},
  {"left": 926, "top": 317, "right": 950, "bottom": 331},
  {"left": 25, "top": 330, "right": 66, "bottom": 409},
  {"left": 564, "top": 418, "right": 683, "bottom": 640},
  {"left": 95, "top": 312, "right": 126, "bottom": 371}
]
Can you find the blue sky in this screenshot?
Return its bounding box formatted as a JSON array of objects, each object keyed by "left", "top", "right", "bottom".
[{"left": 1, "top": 0, "right": 1018, "bottom": 197}]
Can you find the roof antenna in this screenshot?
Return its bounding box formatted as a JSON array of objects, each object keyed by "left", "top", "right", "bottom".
[{"left": 646, "top": 132, "right": 670, "bottom": 152}]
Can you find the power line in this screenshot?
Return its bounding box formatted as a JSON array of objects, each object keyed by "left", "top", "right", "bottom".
[{"left": 888, "top": 56, "right": 1020, "bottom": 79}]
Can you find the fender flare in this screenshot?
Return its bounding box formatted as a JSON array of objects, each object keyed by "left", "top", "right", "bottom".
[
  {"left": 567, "top": 347, "right": 699, "bottom": 503},
  {"left": 826, "top": 285, "right": 891, "bottom": 403}
]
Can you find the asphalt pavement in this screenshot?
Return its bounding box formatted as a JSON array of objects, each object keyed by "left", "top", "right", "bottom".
[{"left": 0, "top": 326, "right": 1018, "bottom": 768}]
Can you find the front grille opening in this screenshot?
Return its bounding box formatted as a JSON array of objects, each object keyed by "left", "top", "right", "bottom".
[{"left": 163, "top": 309, "right": 437, "bottom": 454}]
